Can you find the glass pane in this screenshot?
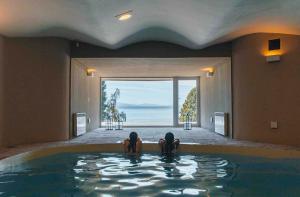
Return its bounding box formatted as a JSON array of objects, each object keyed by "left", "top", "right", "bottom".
[
  {"left": 101, "top": 80, "right": 173, "bottom": 126},
  {"left": 178, "top": 80, "right": 197, "bottom": 124}
]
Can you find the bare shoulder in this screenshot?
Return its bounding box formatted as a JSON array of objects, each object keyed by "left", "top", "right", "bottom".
[
  {"left": 159, "top": 139, "right": 165, "bottom": 144},
  {"left": 123, "top": 138, "right": 130, "bottom": 144},
  {"left": 174, "top": 139, "right": 180, "bottom": 147}
]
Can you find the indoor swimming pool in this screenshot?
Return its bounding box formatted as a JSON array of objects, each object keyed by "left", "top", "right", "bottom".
[{"left": 0, "top": 152, "right": 299, "bottom": 196}]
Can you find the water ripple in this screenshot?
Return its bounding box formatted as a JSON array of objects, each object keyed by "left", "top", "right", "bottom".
[{"left": 0, "top": 153, "right": 299, "bottom": 196}]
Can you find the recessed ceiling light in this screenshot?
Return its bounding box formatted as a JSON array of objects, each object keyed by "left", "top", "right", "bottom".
[{"left": 115, "top": 10, "right": 133, "bottom": 21}]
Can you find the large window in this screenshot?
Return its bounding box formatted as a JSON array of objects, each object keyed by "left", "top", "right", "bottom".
[
  {"left": 101, "top": 78, "right": 199, "bottom": 127},
  {"left": 178, "top": 79, "right": 198, "bottom": 124},
  {"left": 101, "top": 79, "right": 173, "bottom": 126}
]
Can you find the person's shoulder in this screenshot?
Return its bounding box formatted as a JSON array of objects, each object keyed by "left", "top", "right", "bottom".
[{"left": 159, "top": 139, "right": 165, "bottom": 143}]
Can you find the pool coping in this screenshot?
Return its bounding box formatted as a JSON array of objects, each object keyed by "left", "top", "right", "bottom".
[{"left": 1, "top": 143, "right": 300, "bottom": 171}]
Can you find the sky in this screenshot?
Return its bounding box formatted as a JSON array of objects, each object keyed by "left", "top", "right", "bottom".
[{"left": 104, "top": 80, "right": 196, "bottom": 107}]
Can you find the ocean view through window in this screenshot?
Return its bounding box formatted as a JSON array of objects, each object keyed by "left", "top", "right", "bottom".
[
  {"left": 101, "top": 79, "right": 173, "bottom": 126},
  {"left": 101, "top": 78, "right": 199, "bottom": 127}
]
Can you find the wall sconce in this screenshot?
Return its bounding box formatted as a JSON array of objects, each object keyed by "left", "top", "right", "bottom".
[
  {"left": 86, "top": 68, "right": 96, "bottom": 77},
  {"left": 266, "top": 39, "right": 281, "bottom": 63},
  {"left": 202, "top": 67, "right": 214, "bottom": 78}
]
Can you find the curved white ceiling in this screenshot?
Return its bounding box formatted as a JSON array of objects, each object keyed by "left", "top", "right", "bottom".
[{"left": 0, "top": 0, "right": 300, "bottom": 49}]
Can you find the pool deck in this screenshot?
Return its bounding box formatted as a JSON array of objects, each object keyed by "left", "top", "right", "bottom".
[
  {"left": 71, "top": 127, "right": 233, "bottom": 144},
  {"left": 0, "top": 127, "right": 299, "bottom": 160}
]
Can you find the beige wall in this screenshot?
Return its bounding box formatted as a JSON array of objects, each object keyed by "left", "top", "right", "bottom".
[
  {"left": 200, "top": 60, "right": 232, "bottom": 136},
  {"left": 74, "top": 58, "right": 232, "bottom": 131},
  {"left": 1, "top": 33, "right": 299, "bottom": 147},
  {"left": 0, "top": 37, "right": 70, "bottom": 147},
  {"left": 75, "top": 58, "right": 229, "bottom": 78},
  {"left": 71, "top": 60, "right": 100, "bottom": 135},
  {"left": 0, "top": 36, "right": 4, "bottom": 145},
  {"left": 232, "top": 33, "right": 300, "bottom": 146}
]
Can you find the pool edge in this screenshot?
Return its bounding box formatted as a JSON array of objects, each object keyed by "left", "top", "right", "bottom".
[{"left": 1, "top": 143, "right": 300, "bottom": 171}]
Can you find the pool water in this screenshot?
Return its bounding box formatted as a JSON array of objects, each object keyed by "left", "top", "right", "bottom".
[{"left": 0, "top": 153, "right": 300, "bottom": 196}]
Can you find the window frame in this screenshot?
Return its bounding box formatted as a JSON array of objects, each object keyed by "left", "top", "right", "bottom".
[
  {"left": 173, "top": 77, "right": 200, "bottom": 127},
  {"left": 100, "top": 77, "right": 200, "bottom": 127}
]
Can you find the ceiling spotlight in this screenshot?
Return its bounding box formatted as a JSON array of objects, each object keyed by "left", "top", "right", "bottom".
[{"left": 116, "top": 10, "right": 133, "bottom": 21}]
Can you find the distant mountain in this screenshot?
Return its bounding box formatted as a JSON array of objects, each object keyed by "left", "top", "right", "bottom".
[{"left": 118, "top": 103, "right": 171, "bottom": 109}]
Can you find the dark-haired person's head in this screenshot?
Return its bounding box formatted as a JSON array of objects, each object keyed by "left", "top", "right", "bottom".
[
  {"left": 129, "top": 132, "right": 138, "bottom": 153},
  {"left": 164, "top": 132, "right": 175, "bottom": 154},
  {"left": 165, "top": 132, "right": 174, "bottom": 144},
  {"left": 130, "top": 132, "right": 138, "bottom": 141}
]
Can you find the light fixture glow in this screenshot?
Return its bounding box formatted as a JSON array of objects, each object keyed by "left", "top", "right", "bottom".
[
  {"left": 202, "top": 67, "right": 214, "bottom": 78},
  {"left": 116, "top": 10, "right": 133, "bottom": 21},
  {"left": 263, "top": 38, "right": 283, "bottom": 62},
  {"left": 86, "top": 68, "right": 96, "bottom": 77},
  {"left": 263, "top": 49, "right": 283, "bottom": 57},
  {"left": 202, "top": 67, "right": 214, "bottom": 72}
]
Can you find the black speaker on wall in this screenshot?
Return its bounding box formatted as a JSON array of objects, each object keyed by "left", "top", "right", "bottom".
[{"left": 268, "top": 39, "right": 280, "bottom": 51}]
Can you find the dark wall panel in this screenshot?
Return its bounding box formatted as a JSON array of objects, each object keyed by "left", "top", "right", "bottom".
[{"left": 71, "top": 41, "right": 232, "bottom": 58}]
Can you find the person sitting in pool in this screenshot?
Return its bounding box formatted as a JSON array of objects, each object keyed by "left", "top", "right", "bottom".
[
  {"left": 123, "top": 132, "right": 142, "bottom": 154},
  {"left": 159, "top": 132, "right": 180, "bottom": 155}
]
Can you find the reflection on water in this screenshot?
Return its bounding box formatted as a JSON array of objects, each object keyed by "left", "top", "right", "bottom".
[
  {"left": 0, "top": 153, "right": 300, "bottom": 196},
  {"left": 73, "top": 154, "right": 235, "bottom": 196}
]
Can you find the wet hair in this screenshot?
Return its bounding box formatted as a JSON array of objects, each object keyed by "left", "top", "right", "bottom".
[
  {"left": 164, "top": 132, "right": 175, "bottom": 154},
  {"left": 128, "top": 132, "right": 138, "bottom": 153}
]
